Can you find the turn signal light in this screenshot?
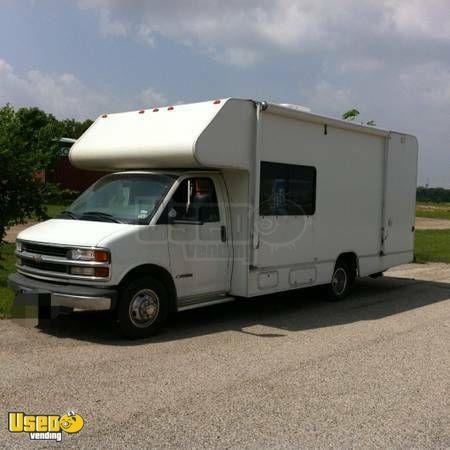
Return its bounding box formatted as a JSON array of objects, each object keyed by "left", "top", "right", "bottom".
[
  {"left": 94, "top": 250, "right": 110, "bottom": 262},
  {"left": 94, "top": 267, "right": 109, "bottom": 278}
]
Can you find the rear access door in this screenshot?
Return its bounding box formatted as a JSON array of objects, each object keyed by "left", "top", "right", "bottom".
[{"left": 382, "top": 133, "right": 418, "bottom": 257}]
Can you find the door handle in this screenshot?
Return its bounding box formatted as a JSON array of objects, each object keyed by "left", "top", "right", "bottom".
[{"left": 220, "top": 225, "right": 227, "bottom": 242}]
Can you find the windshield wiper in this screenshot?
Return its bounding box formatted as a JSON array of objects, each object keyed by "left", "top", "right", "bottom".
[
  {"left": 80, "top": 211, "right": 123, "bottom": 224},
  {"left": 57, "top": 210, "right": 79, "bottom": 220}
]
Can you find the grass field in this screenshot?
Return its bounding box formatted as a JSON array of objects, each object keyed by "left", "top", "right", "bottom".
[
  {"left": 0, "top": 204, "right": 68, "bottom": 316},
  {"left": 0, "top": 243, "right": 15, "bottom": 317},
  {"left": 44, "top": 203, "right": 68, "bottom": 219},
  {"left": 414, "top": 229, "right": 450, "bottom": 263},
  {"left": 416, "top": 202, "right": 450, "bottom": 220}
]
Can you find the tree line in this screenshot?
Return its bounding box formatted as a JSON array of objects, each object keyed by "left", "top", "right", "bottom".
[{"left": 417, "top": 186, "right": 450, "bottom": 203}]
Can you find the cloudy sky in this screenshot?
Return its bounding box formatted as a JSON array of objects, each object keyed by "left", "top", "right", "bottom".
[{"left": 1, "top": 0, "right": 449, "bottom": 186}]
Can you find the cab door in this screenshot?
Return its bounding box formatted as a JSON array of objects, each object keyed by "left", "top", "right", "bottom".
[{"left": 167, "top": 175, "right": 231, "bottom": 299}]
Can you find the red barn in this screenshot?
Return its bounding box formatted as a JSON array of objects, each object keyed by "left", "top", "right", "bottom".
[{"left": 46, "top": 138, "right": 106, "bottom": 192}]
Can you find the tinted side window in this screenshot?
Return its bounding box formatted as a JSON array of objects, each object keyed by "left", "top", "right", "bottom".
[
  {"left": 172, "top": 178, "right": 220, "bottom": 223},
  {"left": 260, "top": 162, "right": 316, "bottom": 216}
]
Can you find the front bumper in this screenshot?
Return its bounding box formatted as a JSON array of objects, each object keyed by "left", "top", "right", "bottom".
[{"left": 8, "top": 273, "right": 118, "bottom": 311}]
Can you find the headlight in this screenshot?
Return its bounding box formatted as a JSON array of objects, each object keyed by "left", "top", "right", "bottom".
[
  {"left": 69, "top": 248, "right": 110, "bottom": 262},
  {"left": 16, "top": 241, "right": 23, "bottom": 253}
]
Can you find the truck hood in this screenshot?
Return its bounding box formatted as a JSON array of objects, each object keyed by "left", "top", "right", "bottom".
[{"left": 17, "top": 219, "right": 135, "bottom": 247}]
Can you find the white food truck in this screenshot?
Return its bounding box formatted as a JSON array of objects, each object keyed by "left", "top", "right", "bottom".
[{"left": 9, "top": 98, "right": 418, "bottom": 338}]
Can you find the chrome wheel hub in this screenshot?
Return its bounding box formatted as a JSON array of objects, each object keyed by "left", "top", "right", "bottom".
[
  {"left": 129, "top": 289, "right": 159, "bottom": 327},
  {"left": 332, "top": 267, "right": 347, "bottom": 296}
]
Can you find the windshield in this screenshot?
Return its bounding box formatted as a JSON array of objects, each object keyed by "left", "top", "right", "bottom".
[{"left": 61, "top": 173, "right": 175, "bottom": 224}]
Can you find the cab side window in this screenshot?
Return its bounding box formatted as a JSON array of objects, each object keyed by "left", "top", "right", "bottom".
[{"left": 171, "top": 178, "right": 220, "bottom": 223}]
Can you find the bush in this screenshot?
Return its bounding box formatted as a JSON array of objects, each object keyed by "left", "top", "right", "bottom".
[
  {"left": 42, "top": 182, "right": 78, "bottom": 205},
  {"left": 417, "top": 186, "right": 450, "bottom": 203}
]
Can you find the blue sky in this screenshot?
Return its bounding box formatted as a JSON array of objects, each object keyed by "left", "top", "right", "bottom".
[{"left": 0, "top": 0, "right": 449, "bottom": 187}]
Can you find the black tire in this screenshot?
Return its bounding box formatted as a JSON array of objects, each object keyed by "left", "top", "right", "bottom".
[
  {"left": 325, "top": 260, "right": 352, "bottom": 301},
  {"left": 118, "top": 276, "right": 169, "bottom": 339}
]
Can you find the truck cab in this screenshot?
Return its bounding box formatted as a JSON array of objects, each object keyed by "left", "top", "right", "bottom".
[{"left": 10, "top": 170, "right": 233, "bottom": 338}]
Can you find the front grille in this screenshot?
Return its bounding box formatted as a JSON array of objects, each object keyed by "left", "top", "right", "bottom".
[
  {"left": 17, "top": 241, "right": 110, "bottom": 281},
  {"left": 21, "top": 259, "right": 68, "bottom": 274},
  {"left": 22, "top": 242, "right": 68, "bottom": 258}
]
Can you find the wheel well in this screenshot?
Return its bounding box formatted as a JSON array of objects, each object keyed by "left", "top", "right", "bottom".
[
  {"left": 336, "top": 252, "right": 359, "bottom": 281},
  {"left": 119, "top": 265, "right": 177, "bottom": 312}
]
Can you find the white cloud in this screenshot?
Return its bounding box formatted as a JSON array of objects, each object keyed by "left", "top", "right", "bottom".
[
  {"left": 387, "top": 0, "right": 450, "bottom": 41},
  {"left": 98, "top": 9, "right": 129, "bottom": 38},
  {"left": 77, "top": 0, "right": 450, "bottom": 67},
  {"left": 339, "top": 58, "right": 385, "bottom": 73},
  {"left": 141, "top": 87, "right": 167, "bottom": 107},
  {"left": 300, "top": 81, "right": 355, "bottom": 117},
  {"left": 0, "top": 58, "right": 169, "bottom": 119},
  {"left": 75, "top": 0, "right": 358, "bottom": 65},
  {"left": 399, "top": 62, "right": 450, "bottom": 108},
  {"left": 0, "top": 58, "right": 110, "bottom": 118},
  {"left": 214, "top": 47, "right": 261, "bottom": 67}
]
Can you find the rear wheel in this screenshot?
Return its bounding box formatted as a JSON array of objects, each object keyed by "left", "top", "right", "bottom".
[
  {"left": 118, "top": 276, "right": 169, "bottom": 339},
  {"left": 326, "top": 260, "right": 352, "bottom": 301}
]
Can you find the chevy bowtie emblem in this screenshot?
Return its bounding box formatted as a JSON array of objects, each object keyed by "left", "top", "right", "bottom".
[{"left": 32, "top": 255, "right": 43, "bottom": 263}]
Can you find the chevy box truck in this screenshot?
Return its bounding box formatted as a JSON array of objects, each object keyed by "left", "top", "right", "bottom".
[{"left": 9, "top": 98, "right": 418, "bottom": 338}]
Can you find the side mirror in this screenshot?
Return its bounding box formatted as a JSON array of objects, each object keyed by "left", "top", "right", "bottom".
[
  {"left": 167, "top": 207, "right": 203, "bottom": 225},
  {"left": 167, "top": 208, "right": 177, "bottom": 222}
]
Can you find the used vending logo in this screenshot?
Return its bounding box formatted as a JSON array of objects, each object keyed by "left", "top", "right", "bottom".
[{"left": 8, "top": 411, "right": 84, "bottom": 442}]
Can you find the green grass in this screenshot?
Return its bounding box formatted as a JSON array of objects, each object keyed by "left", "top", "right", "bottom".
[
  {"left": 44, "top": 204, "right": 69, "bottom": 219},
  {"left": 416, "top": 202, "right": 450, "bottom": 220},
  {"left": 0, "top": 204, "right": 67, "bottom": 317},
  {"left": 415, "top": 229, "right": 450, "bottom": 263},
  {"left": 0, "top": 243, "right": 15, "bottom": 317}
]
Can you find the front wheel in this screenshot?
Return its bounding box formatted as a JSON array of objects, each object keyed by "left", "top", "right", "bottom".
[
  {"left": 326, "top": 260, "right": 352, "bottom": 301},
  {"left": 118, "top": 277, "right": 169, "bottom": 339}
]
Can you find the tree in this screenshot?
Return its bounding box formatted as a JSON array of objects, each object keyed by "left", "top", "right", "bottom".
[
  {"left": 0, "top": 105, "right": 63, "bottom": 244},
  {"left": 417, "top": 186, "right": 450, "bottom": 203},
  {"left": 342, "top": 108, "right": 376, "bottom": 126},
  {"left": 59, "top": 118, "right": 94, "bottom": 139},
  {"left": 342, "top": 108, "right": 360, "bottom": 121}
]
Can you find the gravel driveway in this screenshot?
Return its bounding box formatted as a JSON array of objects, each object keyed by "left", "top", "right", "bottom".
[{"left": 415, "top": 217, "right": 450, "bottom": 230}]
